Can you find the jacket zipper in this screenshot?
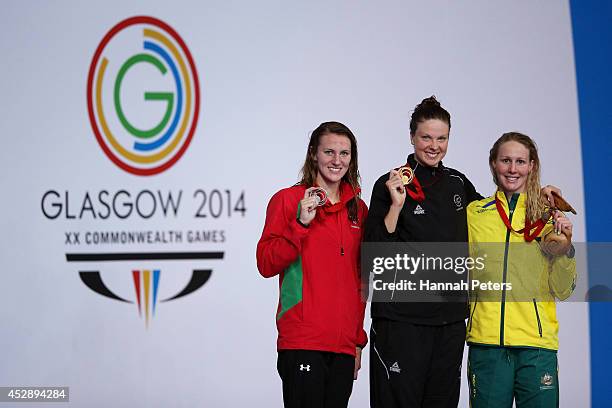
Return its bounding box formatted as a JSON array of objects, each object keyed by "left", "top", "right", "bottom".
[
  {"left": 499, "top": 194, "right": 517, "bottom": 346},
  {"left": 339, "top": 211, "right": 345, "bottom": 256},
  {"left": 532, "top": 299, "right": 543, "bottom": 337},
  {"left": 336, "top": 211, "right": 344, "bottom": 348},
  {"left": 468, "top": 293, "right": 478, "bottom": 332}
]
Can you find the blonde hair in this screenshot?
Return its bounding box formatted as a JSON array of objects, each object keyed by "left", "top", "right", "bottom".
[{"left": 489, "top": 132, "right": 545, "bottom": 224}]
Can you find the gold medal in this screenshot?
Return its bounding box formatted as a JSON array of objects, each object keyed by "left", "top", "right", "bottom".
[
  {"left": 393, "top": 163, "right": 425, "bottom": 201},
  {"left": 398, "top": 166, "right": 415, "bottom": 185}
]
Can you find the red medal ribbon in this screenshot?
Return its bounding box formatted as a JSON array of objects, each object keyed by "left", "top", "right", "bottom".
[
  {"left": 494, "top": 196, "right": 549, "bottom": 242},
  {"left": 405, "top": 175, "right": 425, "bottom": 202}
]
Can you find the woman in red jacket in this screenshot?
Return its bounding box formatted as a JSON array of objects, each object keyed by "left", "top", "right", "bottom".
[{"left": 257, "top": 121, "right": 368, "bottom": 408}]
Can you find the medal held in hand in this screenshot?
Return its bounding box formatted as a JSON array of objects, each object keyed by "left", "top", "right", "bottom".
[
  {"left": 399, "top": 165, "right": 415, "bottom": 185},
  {"left": 396, "top": 164, "right": 425, "bottom": 202},
  {"left": 309, "top": 187, "right": 328, "bottom": 207}
]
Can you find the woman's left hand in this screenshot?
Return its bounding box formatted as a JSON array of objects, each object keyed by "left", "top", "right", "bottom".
[{"left": 354, "top": 347, "right": 362, "bottom": 380}]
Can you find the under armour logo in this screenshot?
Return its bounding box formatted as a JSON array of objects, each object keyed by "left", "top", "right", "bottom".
[{"left": 299, "top": 364, "right": 311, "bottom": 372}]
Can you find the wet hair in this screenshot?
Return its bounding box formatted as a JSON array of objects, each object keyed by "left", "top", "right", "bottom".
[
  {"left": 409, "top": 96, "right": 451, "bottom": 135},
  {"left": 489, "top": 132, "right": 544, "bottom": 224},
  {"left": 299, "top": 121, "right": 361, "bottom": 223}
]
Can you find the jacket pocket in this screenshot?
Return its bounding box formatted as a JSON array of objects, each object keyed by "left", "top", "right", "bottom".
[{"left": 532, "top": 299, "right": 543, "bottom": 337}]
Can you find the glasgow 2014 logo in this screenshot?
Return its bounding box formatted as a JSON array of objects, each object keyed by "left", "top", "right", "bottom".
[{"left": 87, "top": 16, "right": 200, "bottom": 176}]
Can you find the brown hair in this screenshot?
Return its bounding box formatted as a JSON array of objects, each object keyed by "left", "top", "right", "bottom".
[
  {"left": 489, "top": 132, "right": 545, "bottom": 224},
  {"left": 299, "top": 121, "right": 361, "bottom": 222},
  {"left": 410, "top": 96, "right": 451, "bottom": 135}
]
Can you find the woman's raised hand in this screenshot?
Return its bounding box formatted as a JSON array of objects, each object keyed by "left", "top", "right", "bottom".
[
  {"left": 386, "top": 169, "right": 406, "bottom": 208},
  {"left": 298, "top": 187, "right": 320, "bottom": 226}
]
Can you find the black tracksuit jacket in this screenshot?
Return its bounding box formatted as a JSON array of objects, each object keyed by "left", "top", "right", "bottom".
[{"left": 365, "top": 153, "right": 482, "bottom": 325}]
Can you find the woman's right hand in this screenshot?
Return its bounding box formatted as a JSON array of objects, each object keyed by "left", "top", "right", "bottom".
[
  {"left": 298, "top": 187, "right": 319, "bottom": 226},
  {"left": 386, "top": 169, "right": 406, "bottom": 208}
]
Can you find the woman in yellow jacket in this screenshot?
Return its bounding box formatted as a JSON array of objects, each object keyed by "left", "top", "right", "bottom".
[{"left": 466, "top": 132, "right": 576, "bottom": 408}]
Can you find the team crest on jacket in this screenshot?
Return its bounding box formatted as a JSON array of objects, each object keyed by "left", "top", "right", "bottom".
[{"left": 453, "top": 194, "right": 463, "bottom": 210}]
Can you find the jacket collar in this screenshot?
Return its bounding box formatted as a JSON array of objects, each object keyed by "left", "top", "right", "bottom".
[
  {"left": 322, "top": 181, "right": 360, "bottom": 213},
  {"left": 495, "top": 190, "right": 527, "bottom": 211},
  {"left": 406, "top": 153, "right": 445, "bottom": 177}
]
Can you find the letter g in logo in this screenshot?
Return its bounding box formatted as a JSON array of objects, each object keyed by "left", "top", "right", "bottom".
[{"left": 87, "top": 16, "right": 200, "bottom": 176}]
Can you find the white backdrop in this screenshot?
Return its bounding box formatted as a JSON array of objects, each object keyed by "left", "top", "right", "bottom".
[{"left": 0, "top": 1, "right": 589, "bottom": 406}]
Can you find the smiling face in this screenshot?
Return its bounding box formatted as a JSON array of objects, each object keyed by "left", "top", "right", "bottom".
[
  {"left": 314, "top": 133, "right": 352, "bottom": 190},
  {"left": 410, "top": 119, "right": 449, "bottom": 167},
  {"left": 491, "top": 140, "right": 534, "bottom": 195}
]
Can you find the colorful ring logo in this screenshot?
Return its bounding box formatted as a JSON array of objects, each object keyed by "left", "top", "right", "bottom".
[{"left": 87, "top": 16, "right": 200, "bottom": 176}]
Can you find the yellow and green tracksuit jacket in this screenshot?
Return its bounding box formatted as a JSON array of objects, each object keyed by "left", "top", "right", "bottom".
[{"left": 466, "top": 191, "right": 576, "bottom": 350}]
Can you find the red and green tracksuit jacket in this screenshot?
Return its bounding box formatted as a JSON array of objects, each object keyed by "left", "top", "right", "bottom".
[{"left": 257, "top": 182, "right": 368, "bottom": 356}]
